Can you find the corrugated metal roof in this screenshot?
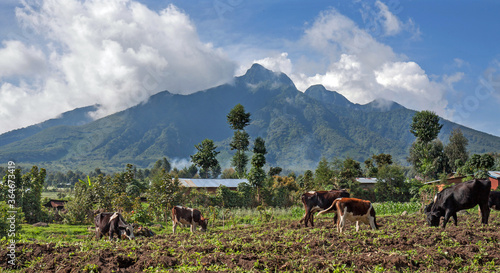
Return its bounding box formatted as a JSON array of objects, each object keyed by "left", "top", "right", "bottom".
[
  {"left": 489, "top": 171, "right": 500, "bottom": 179},
  {"left": 355, "top": 178, "right": 377, "bottom": 184},
  {"left": 179, "top": 179, "right": 248, "bottom": 188}
]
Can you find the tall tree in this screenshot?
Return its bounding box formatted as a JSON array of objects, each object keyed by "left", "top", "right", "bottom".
[
  {"left": 191, "top": 139, "right": 220, "bottom": 178},
  {"left": 408, "top": 110, "right": 445, "bottom": 181},
  {"left": 410, "top": 110, "right": 443, "bottom": 143},
  {"left": 227, "top": 104, "right": 251, "bottom": 177},
  {"left": 227, "top": 104, "right": 251, "bottom": 130},
  {"left": 20, "top": 166, "right": 46, "bottom": 223},
  {"left": 248, "top": 137, "right": 267, "bottom": 203},
  {"left": 444, "top": 128, "right": 469, "bottom": 171}
]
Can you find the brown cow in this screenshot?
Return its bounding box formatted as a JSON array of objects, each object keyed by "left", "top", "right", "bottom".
[
  {"left": 172, "top": 206, "right": 209, "bottom": 234},
  {"left": 317, "top": 197, "right": 380, "bottom": 233},
  {"left": 299, "top": 189, "right": 350, "bottom": 227}
]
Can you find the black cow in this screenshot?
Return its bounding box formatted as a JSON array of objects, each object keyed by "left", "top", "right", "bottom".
[
  {"left": 488, "top": 191, "right": 500, "bottom": 210},
  {"left": 94, "top": 212, "right": 135, "bottom": 240},
  {"left": 426, "top": 179, "right": 491, "bottom": 228},
  {"left": 299, "top": 189, "right": 350, "bottom": 227}
]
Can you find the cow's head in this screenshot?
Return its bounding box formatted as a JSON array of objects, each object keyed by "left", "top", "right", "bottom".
[
  {"left": 199, "top": 218, "right": 209, "bottom": 232},
  {"left": 114, "top": 213, "right": 135, "bottom": 240},
  {"left": 427, "top": 211, "right": 441, "bottom": 227},
  {"left": 119, "top": 223, "right": 135, "bottom": 240}
]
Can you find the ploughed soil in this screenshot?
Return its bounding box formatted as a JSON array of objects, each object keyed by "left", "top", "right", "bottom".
[{"left": 2, "top": 212, "right": 500, "bottom": 272}]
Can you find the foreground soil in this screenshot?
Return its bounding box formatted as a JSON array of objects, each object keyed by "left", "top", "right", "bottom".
[{"left": 2, "top": 212, "right": 500, "bottom": 272}]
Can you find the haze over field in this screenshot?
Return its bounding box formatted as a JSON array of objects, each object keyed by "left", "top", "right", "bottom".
[{"left": 0, "top": 0, "right": 499, "bottom": 137}]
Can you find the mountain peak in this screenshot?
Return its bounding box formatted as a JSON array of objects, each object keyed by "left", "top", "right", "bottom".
[
  {"left": 364, "top": 98, "right": 404, "bottom": 111},
  {"left": 304, "top": 85, "right": 353, "bottom": 107},
  {"left": 238, "top": 63, "right": 295, "bottom": 87}
]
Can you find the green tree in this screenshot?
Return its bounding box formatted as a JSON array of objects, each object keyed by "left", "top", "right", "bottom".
[
  {"left": 408, "top": 111, "right": 445, "bottom": 181},
  {"left": 408, "top": 139, "right": 448, "bottom": 181},
  {"left": 64, "top": 177, "right": 94, "bottom": 224},
  {"left": 336, "top": 158, "right": 363, "bottom": 189},
  {"left": 147, "top": 171, "right": 182, "bottom": 222},
  {"left": 364, "top": 153, "right": 393, "bottom": 177},
  {"left": 410, "top": 110, "right": 443, "bottom": 143},
  {"left": 20, "top": 166, "right": 46, "bottom": 223},
  {"left": 302, "top": 170, "right": 314, "bottom": 191},
  {"left": 227, "top": 103, "right": 251, "bottom": 130},
  {"left": 248, "top": 137, "right": 267, "bottom": 203},
  {"left": 374, "top": 165, "right": 408, "bottom": 202},
  {"left": 314, "top": 157, "right": 332, "bottom": 189},
  {"left": 191, "top": 139, "right": 220, "bottom": 178},
  {"left": 227, "top": 104, "right": 251, "bottom": 177},
  {"left": 151, "top": 157, "right": 171, "bottom": 177},
  {"left": 444, "top": 128, "right": 469, "bottom": 171}
]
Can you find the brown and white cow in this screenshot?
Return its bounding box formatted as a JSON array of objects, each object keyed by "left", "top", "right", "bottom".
[
  {"left": 317, "top": 197, "right": 380, "bottom": 233},
  {"left": 171, "top": 206, "right": 209, "bottom": 234},
  {"left": 299, "top": 189, "right": 350, "bottom": 227},
  {"left": 94, "top": 212, "right": 135, "bottom": 240}
]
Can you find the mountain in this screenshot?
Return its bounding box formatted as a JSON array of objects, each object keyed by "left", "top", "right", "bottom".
[
  {"left": 2, "top": 64, "right": 500, "bottom": 173},
  {"left": 0, "top": 105, "right": 98, "bottom": 147}
]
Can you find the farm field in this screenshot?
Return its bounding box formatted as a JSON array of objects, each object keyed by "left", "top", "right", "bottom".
[{"left": 2, "top": 209, "right": 500, "bottom": 272}]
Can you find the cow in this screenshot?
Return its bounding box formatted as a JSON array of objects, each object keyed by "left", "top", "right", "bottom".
[
  {"left": 425, "top": 179, "right": 491, "bottom": 228},
  {"left": 488, "top": 191, "right": 500, "bottom": 210},
  {"left": 317, "top": 197, "right": 380, "bottom": 233},
  {"left": 299, "top": 189, "right": 350, "bottom": 227},
  {"left": 94, "top": 212, "right": 135, "bottom": 240},
  {"left": 172, "top": 206, "right": 209, "bottom": 234}
]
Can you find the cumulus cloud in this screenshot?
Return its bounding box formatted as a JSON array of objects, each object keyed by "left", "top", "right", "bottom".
[
  {"left": 0, "top": 40, "right": 46, "bottom": 78},
  {"left": 0, "top": 0, "right": 235, "bottom": 134},
  {"left": 254, "top": 52, "right": 293, "bottom": 75},
  {"left": 283, "top": 8, "right": 455, "bottom": 117}
]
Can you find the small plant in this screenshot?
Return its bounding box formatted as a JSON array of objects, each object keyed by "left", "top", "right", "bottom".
[{"left": 83, "top": 263, "right": 99, "bottom": 273}]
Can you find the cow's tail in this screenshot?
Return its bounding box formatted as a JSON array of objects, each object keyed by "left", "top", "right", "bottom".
[
  {"left": 370, "top": 204, "right": 382, "bottom": 229},
  {"left": 317, "top": 198, "right": 341, "bottom": 216}
]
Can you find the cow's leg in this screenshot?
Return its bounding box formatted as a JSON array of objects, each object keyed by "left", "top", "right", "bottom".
[
  {"left": 369, "top": 216, "right": 377, "bottom": 230},
  {"left": 309, "top": 213, "right": 314, "bottom": 227},
  {"left": 452, "top": 212, "right": 458, "bottom": 226},
  {"left": 442, "top": 210, "right": 453, "bottom": 228},
  {"left": 172, "top": 222, "right": 177, "bottom": 234},
  {"left": 339, "top": 215, "right": 345, "bottom": 233},
  {"left": 480, "top": 204, "right": 490, "bottom": 225},
  {"left": 190, "top": 222, "right": 197, "bottom": 233},
  {"left": 355, "top": 221, "right": 360, "bottom": 232},
  {"left": 300, "top": 209, "right": 310, "bottom": 227}
]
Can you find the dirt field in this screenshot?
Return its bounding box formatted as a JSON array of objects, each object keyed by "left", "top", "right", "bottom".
[{"left": 2, "top": 212, "right": 500, "bottom": 272}]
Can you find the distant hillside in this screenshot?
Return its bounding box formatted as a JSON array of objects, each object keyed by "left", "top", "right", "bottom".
[{"left": 1, "top": 64, "right": 500, "bottom": 173}]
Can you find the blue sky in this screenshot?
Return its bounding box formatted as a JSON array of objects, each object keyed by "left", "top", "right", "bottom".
[{"left": 0, "top": 0, "right": 499, "bottom": 137}]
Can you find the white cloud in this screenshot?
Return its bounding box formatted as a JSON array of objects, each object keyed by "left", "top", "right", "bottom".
[
  {"left": 0, "top": 0, "right": 235, "bottom": 134},
  {"left": 0, "top": 40, "right": 46, "bottom": 78},
  {"left": 375, "top": 0, "right": 402, "bottom": 36},
  {"left": 286, "top": 8, "right": 454, "bottom": 118},
  {"left": 254, "top": 52, "right": 293, "bottom": 75}
]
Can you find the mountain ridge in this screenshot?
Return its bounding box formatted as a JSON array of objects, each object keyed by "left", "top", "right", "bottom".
[{"left": 2, "top": 64, "right": 500, "bottom": 172}]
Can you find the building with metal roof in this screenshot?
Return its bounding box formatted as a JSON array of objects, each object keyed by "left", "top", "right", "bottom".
[
  {"left": 488, "top": 171, "right": 500, "bottom": 190},
  {"left": 355, "top": 178, "right": 377, "bottom": 189},
  {"left": 178, "top": 179, "right": 248, "bottom": 192}
]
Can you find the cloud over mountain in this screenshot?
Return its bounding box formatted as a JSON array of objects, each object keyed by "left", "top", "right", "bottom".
[
  {"left": 255, "top": 8, "right": 454, "bottom": 118},
  {"left": 0, "top": 0, "right": 235, "bottom": 134}
]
